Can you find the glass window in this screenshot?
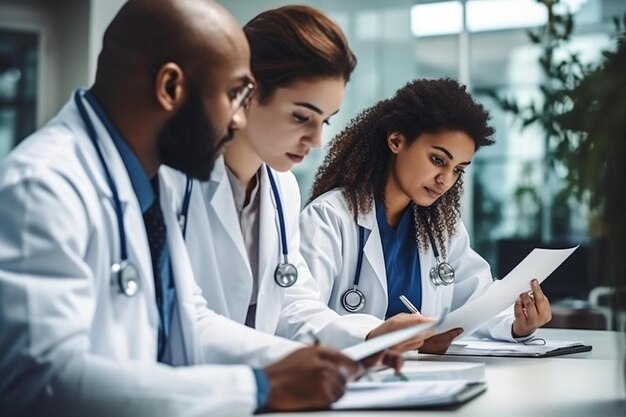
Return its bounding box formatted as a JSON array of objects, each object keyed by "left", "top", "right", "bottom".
[
  {"left": 470, "top": 0, "right": 620, "bottom": 282},
  {"left": 0, "top": 28, "right": 38, "bottom": 159}
]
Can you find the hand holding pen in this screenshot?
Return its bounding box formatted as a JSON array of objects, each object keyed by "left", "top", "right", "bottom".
[
  {"left": 399, "top": 295, "right": 421, "bottom": 315},
  {"left": 399, "top": 294, "right": 463, "bottom": 354},
  {"left": 307, "top": 331, "right": 405, "bottom": 382}
]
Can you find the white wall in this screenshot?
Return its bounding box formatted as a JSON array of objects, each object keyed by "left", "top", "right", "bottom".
[{"left": 88, "top": 0, "right": 126, "bottom": 83}]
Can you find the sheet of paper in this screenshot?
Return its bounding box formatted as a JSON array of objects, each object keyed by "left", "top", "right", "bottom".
[
  {"left": 333, "top": 380, "right": 474, "bottom": 409},
  {"left": 341, "top": 318, "right": 440, "bottom": 361},
  {"left": 351, "top": 361, "right": 485, "bottom": 385},
  {"left": 434, "top": 246, "right": 578, "bottom": 336}
]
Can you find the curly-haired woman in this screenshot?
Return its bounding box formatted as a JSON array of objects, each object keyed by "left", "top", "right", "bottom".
[{"left": 300, "top": 78, "right": 553, "bottom": 353}]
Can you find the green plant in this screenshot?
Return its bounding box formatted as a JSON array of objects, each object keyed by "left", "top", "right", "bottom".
[
  {"left": 556, "top": 23, "right": 626, "bottom": 322},
  {"left": 491, "top": 0, "right": 626, "bottom": 323},
  {"left": 490, "top": 0, "right": 593, "bottom": 240}
]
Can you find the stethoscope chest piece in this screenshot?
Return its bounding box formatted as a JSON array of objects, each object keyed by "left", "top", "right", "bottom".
[
  {"left": 266, "top": 165, "right": 299, "bottom": 288},
  {"left": 274, "top": 262, "right": 298, "bottom": 288},
  {"left": 75, "top": 90, "right": 142, "bottom": 298},
  {"left": 429, "top": 259, "right": 455, "bottom": 286},
  {"left": 341, "top": 286, "right": 366, "bottom": 313},
  {"left": 112, "top": 260, "right": 140, "bottom": 297}
]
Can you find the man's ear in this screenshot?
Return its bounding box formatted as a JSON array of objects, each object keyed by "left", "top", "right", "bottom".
[
  {"left": 153, "top": 62, "right": 185, "bottom": 112},
  {"left": 387, "top": 132, "right": 405, "bottom": 154}
]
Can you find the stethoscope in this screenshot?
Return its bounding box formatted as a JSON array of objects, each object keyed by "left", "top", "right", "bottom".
[
  {"left": 341, "top": 226, "right": 366, "bottom": 312},
  {"left": 177, "top": 164, "right": 298, "bottom": 288},
  {"left": 340, "top": 219, "right": 456, "bottom": 313},
  {"left": 74, "top": 89, "right": 140, "bottom": 297},
  {"left": 426, "top": 223, "right": 455, "bottom": 286}
]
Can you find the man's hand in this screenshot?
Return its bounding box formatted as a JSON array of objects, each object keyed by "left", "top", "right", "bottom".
[
  {"left": 366, "top": 313, "right": 435, "bottom": 352},
  {"left": 263, "top": 346, "right": 359, "bottom": 411},
  {"left": 359, "top": 349, "right": 404, "bottom": 373},
  {"left": 512, "top": 279, "right": 552, "bottom": 338},
  {"left": 418, "top": 328, "right": 464, "bottom": 354}
]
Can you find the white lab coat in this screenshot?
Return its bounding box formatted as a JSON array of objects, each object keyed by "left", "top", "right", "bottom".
[
  {"left": 0, "top": 94, "right": 301, "bottom": 417},
  {"left": 299, "top": 188, "right": 520, "bottom": 342},
  {"left": 161, "top": 159, "right": 381, "bottom": 349}
]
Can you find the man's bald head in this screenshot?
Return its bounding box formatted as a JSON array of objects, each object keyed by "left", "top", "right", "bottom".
[
  {"left": 95, "top": 0, "right": 244, "bottom": 86},
  {"left": 90, "top": 0, "right": 251, "bottom": 180}
]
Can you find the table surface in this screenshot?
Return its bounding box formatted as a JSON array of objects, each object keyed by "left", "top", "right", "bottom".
[{"left": 263, "top": 329, "right": 626, "bottom": 417}]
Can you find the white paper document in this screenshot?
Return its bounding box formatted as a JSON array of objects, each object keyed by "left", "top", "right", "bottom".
[
  {"left": 434, "top": 246, "right": 578, "bottom": 336},
  {"left": 446, "top": 339, "right": 592, "bottom": 357},
  {"left": 356, "top": 361, "right": 485, "bottom": 384},
  {"left": 342, "top": 318, "right": 441, "bottom": 361},
  {"left": 333, "top": 380, "right": 486, "bottom": 409}
]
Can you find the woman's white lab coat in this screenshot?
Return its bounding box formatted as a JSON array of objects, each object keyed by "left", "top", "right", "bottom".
[
  {"left": 0, "top": 95, "right": 300, "bottom": 417},
  {"left": 161, "top": 159, "right": 381, "bottom": 349},
  {"left": 299, "top": 188, "right": 519, "bottom": 342}
]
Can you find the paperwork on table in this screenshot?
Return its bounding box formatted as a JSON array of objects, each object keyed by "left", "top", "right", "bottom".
[
  {"left": 434, "top": 246, "right": 578, "bottom": 337},
  {"left": 334, "top": 357, "right": 487, "bottom": 409},
  {"left": 357, "top": 361, "right": 485, "bottom": 385},
  {"left": 333, "top": 380, "right": 486, "bottom": 410}
]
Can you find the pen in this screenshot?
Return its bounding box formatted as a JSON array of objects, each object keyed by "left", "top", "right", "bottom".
[
  {"left": 306, "top": 330, "right": 320, "bottom": 346},
  {"left": 396, "top": 371, "right": 409, "bottom": 382},
  {"left": 399, "top": 295, "right": 421, "bottom": 315}
]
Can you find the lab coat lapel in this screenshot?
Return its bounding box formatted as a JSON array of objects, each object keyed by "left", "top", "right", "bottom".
[
  {"left": 159, "top": 174, "right": 198, "bottom": 364},
  {"left": 357, "top": 207, "right": 388, "bottom": 299},
  {"left": 74, "top": 91, "right": 135, "bottom": 206},
  {"left": 207, "top": 157, "right": 252, "bottom": 276},
  {"left": 258, "top": 165, "right": 279, "bottom": 293},
  {"left": 418, "top": 245, "right": 436, "bottom": 315},
  {"left": 72, "top": 95, "right": 157, "bottom": 321},
  {"left": 204, "top": 157, "right": 253, "bottom": 322}
]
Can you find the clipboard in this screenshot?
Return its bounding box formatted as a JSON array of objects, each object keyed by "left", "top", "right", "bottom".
[
  {"left": 332, "top": 381, "right": 487, "bottom": 410},
  {"left": 531, "top": 344, "right": 593, "bottom": 358},
  {"left": 445, "top": 339, "right": 593, "bottom": 358}
]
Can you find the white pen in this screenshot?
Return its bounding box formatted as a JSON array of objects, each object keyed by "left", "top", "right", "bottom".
[{"left": 399, "top": 295, "right": 422, "bottom": 315}]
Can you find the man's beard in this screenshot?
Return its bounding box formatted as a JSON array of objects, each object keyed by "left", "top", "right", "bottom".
[{"left": 157, "top": 88, "right": 233, "bottom": 181}]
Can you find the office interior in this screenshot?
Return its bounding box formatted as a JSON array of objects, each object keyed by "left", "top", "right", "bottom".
[{"left": 0, "top": 0, "right": 624, "bottom": 331}]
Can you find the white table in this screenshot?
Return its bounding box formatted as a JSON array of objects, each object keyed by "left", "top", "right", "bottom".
[{"left": 263, "top": 329, "right": 626, "bottom": 417}]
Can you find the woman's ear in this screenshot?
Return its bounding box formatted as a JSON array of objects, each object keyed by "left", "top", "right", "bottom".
[
  {"left": 387, "top": 132, "right": 405, "bottom": 154},
  {"left": 153, "top": 62, "right": 186, "bottom": 112}
]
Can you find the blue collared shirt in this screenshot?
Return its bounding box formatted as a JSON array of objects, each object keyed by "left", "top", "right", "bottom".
[
  {"left": 376, "top": 200, "right": 422, "bottom": 318},
  {"left": 83, "top": 91, "right": 176, "bottom": 363}
]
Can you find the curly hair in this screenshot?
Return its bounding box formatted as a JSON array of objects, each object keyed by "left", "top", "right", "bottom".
[
  {"left": 309, "top": 78, "right": 495, "bottom": 257},
  {"left": 243, "top": 5, "right": 356, "bottom": 104}
]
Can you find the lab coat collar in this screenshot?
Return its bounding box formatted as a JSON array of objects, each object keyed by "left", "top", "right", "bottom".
[
  {"left": 356, "top": 202, "right": 376, "bottom": 230},
  {"left": 83, "top": 90, "right": 154, "bottom": 212},
  {"left": 70, "top": 91, "right": 137, "bottom": 206}
]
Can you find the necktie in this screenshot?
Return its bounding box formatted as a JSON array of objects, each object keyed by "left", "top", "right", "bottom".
[{"left": 143, "top": 180, "right": 168, "bottom": 359}]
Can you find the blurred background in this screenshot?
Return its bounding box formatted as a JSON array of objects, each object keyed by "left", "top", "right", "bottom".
[{"left": 1, "top": 0, "right": 624, "bottom": 330}]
